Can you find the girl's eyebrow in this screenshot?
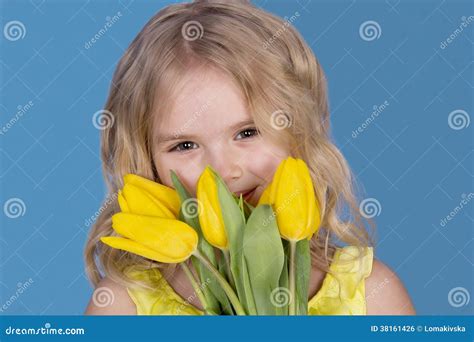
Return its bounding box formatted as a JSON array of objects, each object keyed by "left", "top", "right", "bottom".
[{"left": 157, "top": 119, "right": 255, "bottom": 144}]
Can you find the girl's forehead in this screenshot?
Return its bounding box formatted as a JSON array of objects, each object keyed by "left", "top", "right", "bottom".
[
  {"left": 174, "top": 66, "right": 241, "bottom": 104},
  {"left": 157, "top": 68, "right": 251, "bottom": 132}
]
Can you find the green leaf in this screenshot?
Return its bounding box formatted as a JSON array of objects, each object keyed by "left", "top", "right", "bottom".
[
  {"left": 238, "top": 195, "right": 244, "bottom": 218},
  {"left": 242, "top": 199, "right": 255, "bottom": 221},
  {"left": 243, "top": 205, "right": 285, "bottom": 315},
  {"left": 295, "top": 239, "right": 311, "bottom": 315},
  {"left": 213, "top": 169, "right": 250, "bottom": 314},
  {"left": 232, "top": 194, "right": 253, "bottom": 221},
  {"left": 277, "top": 239, "right": 289, "bottom": 315},
  {"left": 241, "top": 255, "right": 257, "bottom": 315},
  {"left": 216, "top": 253, "right": 235, "bottom": 315}
]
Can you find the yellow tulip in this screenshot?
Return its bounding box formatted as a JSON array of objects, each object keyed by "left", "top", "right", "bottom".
[
  {"left": 258, "top": 157, "right": 321, "bottom": 241},
  {"left": 118, "top": 184, "right": 176, "bottom": 218},
  {"left": 257, "top": 157, "right": 322, "bottom": 315},
  {"left": 102, "top": 185, "right": 248, "bottom": 314},
  {"left": 120, "top": 174, "right": 180, "bottom": 218},
  {"left": 196, "top": 167, "right": 228, "bottom": 249},
  {"left": 100, "top": 213, "right": 198, "bottom": 263}
]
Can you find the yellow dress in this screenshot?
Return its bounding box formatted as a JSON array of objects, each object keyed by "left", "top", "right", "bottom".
[{"left": 125, "top": 246, "right": 373, "bottom": 315}]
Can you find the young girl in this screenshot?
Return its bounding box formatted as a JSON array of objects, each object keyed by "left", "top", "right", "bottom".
[{"left": 84, "top": 0, "right": 415, "bottom": 315}]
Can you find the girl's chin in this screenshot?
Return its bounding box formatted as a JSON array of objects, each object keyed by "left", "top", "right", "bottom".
[
  {"left": 246, "top": 199, "right": 257, "bottom": 207},
  {"left": 245, "top": 191, "right": 260, "bottom": 207}
]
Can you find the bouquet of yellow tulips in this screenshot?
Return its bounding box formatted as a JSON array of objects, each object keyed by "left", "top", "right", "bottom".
[{"left": 101, "top": 157, "right": 321, "bottom": 315}]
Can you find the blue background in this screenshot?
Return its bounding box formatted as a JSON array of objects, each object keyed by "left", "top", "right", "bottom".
[{"left": 0, "top": 0, "right": 472, "bottom": 315}]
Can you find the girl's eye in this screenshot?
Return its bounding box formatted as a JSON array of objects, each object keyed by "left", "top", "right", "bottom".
[
  {"left": 169, "top": 141, "right": 198, "bottom": 153},
  {"left": 236, "top": 128, "right": 260, "bottom": 140},
  {"left": 169, "top": 128, "right": 259, "bottom": 153}
]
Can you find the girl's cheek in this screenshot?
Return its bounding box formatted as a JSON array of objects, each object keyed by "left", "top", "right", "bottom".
[
  {"left": 155, "top": 154, "right": 185, "bottom": 186},
  {"left": 247, "top": 144, "right": 290, "bottom": 183},
  {"left": 179, "top": 172, "right": 200, "bottom": 196},
  {"left": 159, "top": 159, "right": 201, "bottom": 194}
]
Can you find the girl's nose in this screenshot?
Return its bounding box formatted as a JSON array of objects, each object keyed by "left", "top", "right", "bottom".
[{"left": 206, "top": 149, "right": 243, "bottom": 184}]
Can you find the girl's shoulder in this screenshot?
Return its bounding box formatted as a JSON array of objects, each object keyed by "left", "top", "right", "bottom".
[
  {"left": 84, "top": 276, "right": 137, "bottom": 315},
  {"left": 331, "top": 245, "right": 416, "bottom": 314},
  {"left": 365, "top": 258, "right": 416, "bottom": 315},
  {"left": 309, "top": 246, "right": 415, "bottom": 315}
]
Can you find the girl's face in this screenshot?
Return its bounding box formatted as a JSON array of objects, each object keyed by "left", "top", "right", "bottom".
[{"left": 153, "top": 67, "right": 290, "bottom": 206}]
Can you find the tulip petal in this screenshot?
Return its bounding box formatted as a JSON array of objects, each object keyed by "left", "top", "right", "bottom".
[
  {"left": 122, "top": 183, "right": 175, "bottom": 218},
  {"left": 117, "top": 190, "right": 130, "bottom": 213},
  {"left": 111, "top": 213, "right": 198, "bottom": 260},
  {"left": 124, "top": 174, "right": 180, "bottom": 217},
  {"left": 269, "top": 157, "right": 319, "bottom": 241},
  {"left": 297, "top": 159, "right": 321, "bottom": 238},
  {"left": 298, "top": 159, "right": 318, "bottom": 240},
  {"left": 274, "top": 158, "right": 304, "bottom": 240},
  {"left": 100, "top": 236, "right": 187, "bottom": 263},
  {"left": 197, "top": 167, "right": 228, "bottom": 249},
  {"left": 297, "top": 159, "right": 317, "bottom": 236}
]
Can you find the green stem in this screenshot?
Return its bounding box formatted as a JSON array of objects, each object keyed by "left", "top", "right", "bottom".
[
  {"left": 289, "top": 240, "right": 297, "bottom": 316},
  {"left": 180, "top": 262, "right": 211, "bottom": 315},
  {"left": 193, "top": 250, "right": 246, "bottom": 315},
  {"left": 222, "top": 249, "right": 235, "bottom": 289}
]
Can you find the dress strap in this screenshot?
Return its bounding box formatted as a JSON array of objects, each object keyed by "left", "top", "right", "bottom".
[
  {"left": 308, "top": 246, "right": 374, "bottom": 315},
  {"left": 124, "top": 266, "right": 203, "bottom": 315}
]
